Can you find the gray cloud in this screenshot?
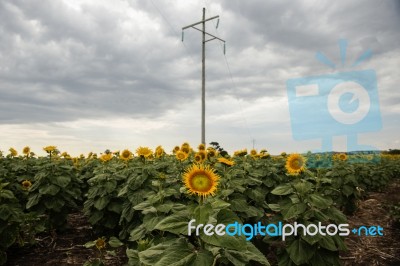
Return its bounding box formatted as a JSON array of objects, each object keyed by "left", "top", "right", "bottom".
[{"left": 0, "top": 0, "right": 399, "bottom": 153}]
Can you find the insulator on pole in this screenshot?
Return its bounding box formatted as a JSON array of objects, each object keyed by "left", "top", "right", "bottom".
[
  {"left": 181, "top": 31, "right": 184, "bottom": 42},
  {"left": 216, "top": 18, "right": 219, "bottom": 29}
]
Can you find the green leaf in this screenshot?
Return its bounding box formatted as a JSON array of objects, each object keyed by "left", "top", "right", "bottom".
[
  {"left": 104, "top": 180, "right": 117, "bottom": 193},
  {"left": 129, "top": 224, "right": 147, "bottom": 241},
  {"left": 293, "top": 181, "right": 313, "bottom": 195},
  {"left": 51, "top": 175, "right": 71, "bottom": 188},
  {"left": 342, "top": 185, "right": 354, "bottom": 197},
  {"left": 286, "top": 239, "right": 315, "bottom": 265},
  {"left": 191, "top": 250, "right": 214, "bottom": 266},
  {"left": 308, "top": 194, "right": 333, "bottom": 209},
  {"left": 88, "top": 210, "right": 103, "bottom": 224},
  {"left": 282, "top": 203, "right": 307, "bottom": 220},
  {"left": 271, "top": 184, "right": 293, "bottom": 195},
  {"left": 138, "top": 240, "right": 175, "bottom": 265},
  {"left": 94, "top": 197, "right": 110, "bottom": 210},
  {"left": 39, "top": 184, "right": 60, "bottom": 196},
  {"left": 193, "top": 204, "right": 212, "bottom": 225},
  {"left": 143, "top": 214, "right": 164, "bottom": 231},
  {"left": 267, "top": 204, "right": 281, "bottom": 212},
  {"left": 154, "top": 212, "right": 189, "bottom": 235},
  {"left": 210, "top": 198, "right": 231, "bottom": 209},
  {"left": 0, "top": 189, "right": 15, "bottom": 199},
  {"left": 108, "top": 236, "right": 124, "bottom": 248},
  {"left": 318, "top": 236, "right": 337, "bottom": 251},
  {"left": 230, "top": 198, "right": 248, "bottom": 212},
  {"left": 244, "top": 241, "right": 270, "bottom": 265},
  {"left": 26, "top": 194, "right": 41, "bottom": 209},
  {"left": 107, "top": 201, "right": 123, "bottom": 213},
  {"left": 201, "top": 233, "right": 247, "bottom": 251},
  {"left": 44, "top": 198, "right": 64, "bottom": 211},
  {"left": 84, "top": 241, "right": 96, "bottom": 248}
]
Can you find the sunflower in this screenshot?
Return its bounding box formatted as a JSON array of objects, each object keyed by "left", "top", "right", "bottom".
[
  {"left": 285, "top": 153, "right": 306, "bottom": 175},
  {"left": 234, "top": 149, "right": 247, "bottom": 157},
  {"left": 43, "top": 146, "right": 57, "bottom": 153},
  {"left": 183, "top": 164, "right": 219, "bottom": 198},
  {"left": 95, "top": 237, "right": 106, "bottom": 250},
  {"left": 155, "top": 146, "right": 165, "bottom": 158},
  {"left": 198, "top": 143, "right": 206, "bottom": 151},
  {"left": 176, "top": 150, "right": 188, "bottom": 161},
  {"left": 22, "top": 146, "right": 30, "bottom": 155},
  {"left": 207, "top": 148, "right": 217, "bottom": 158},
  {"left": 9, "top": 148, "right": 18, "bottom": 157},
  {"left": 173, "top": 146, "right": 180, "bottom": 154},
  {"left": 194, "top": 153, "right": 203, "bottom": 163},
  {"left": 22, "top": 180, "right": 32, "bottom": 190},
  {"left": 100, "top": 153, "right": 113, "bottom": 162},
  {"left": 136, "top": 147, "right": 153, "bottom": 158},
  {"left": 218, "top": 157, "right": 235, "bottom": 166},
  {"left": 250, "top": 149, "right": 258, "bottom": 157},
  {"left": 198, "top": 150, "right": 207, "bottom": 160},
  {"left": 120, "top": 149, "right": 133, "bottom": 161},
  {"left": 337, "top": 153, "right": 347, "bottom": 161},
  {"left": 181, "top": 143, "right": 191, "bottom": 154}
]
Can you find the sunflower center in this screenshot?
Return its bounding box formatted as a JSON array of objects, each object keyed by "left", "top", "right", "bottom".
[
  {"left": 190, "top": 174, "right": 212, "bottom": 192},
  {"left": 290, "top": 159, "right": 303, "bottom": 170}
]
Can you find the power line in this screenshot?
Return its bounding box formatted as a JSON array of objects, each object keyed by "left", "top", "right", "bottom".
[{"left": 203, "top": 1, "right": 254, "bottom": 144}]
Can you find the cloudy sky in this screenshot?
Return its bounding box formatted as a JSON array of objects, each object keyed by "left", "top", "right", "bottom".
[{"left": 1, "top": 0, "right": 399, "bottom": 156}]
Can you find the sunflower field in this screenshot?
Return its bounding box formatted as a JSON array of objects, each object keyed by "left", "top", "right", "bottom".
[{"left": 0, "top": 144, "right": 399, "bottom": 265}]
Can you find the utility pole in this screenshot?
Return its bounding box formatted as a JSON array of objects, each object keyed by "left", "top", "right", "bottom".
[{"left": 182, "top": 8, "right": 225, "bottom": 144}]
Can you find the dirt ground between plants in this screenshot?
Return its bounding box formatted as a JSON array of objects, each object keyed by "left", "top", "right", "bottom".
[
  {"left": 340, "top": 178, "right": 400, "bottom": 266},
  {"left": 5, "top": 179, "right": 400, "bottom": 266}
]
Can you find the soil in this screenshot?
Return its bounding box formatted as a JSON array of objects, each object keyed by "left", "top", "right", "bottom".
[
  {"left": 340, "top": 179, "right": 400, "bottom": 265},
  {"left": 5, "top": 213, "right": 127, "bottom": 266},
  {"left": 5, "top": 179, "right": 400, "bottom": 266}
]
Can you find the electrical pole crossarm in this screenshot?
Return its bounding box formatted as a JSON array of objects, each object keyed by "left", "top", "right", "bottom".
[
  {"left": 182, "top": 15, "right": 219, "bottom": 30},
  {"left": 190, "top": 27, "right": 225, "bottom": 43}
]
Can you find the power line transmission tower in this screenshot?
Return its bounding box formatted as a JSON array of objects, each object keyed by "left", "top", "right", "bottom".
[{"left": 182, "top": 7, "right": 225, "bottom": 145}]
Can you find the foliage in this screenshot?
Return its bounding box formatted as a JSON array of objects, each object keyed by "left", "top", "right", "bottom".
[{"left": 0, "top": 146, "right": 399, "bottom": 265}]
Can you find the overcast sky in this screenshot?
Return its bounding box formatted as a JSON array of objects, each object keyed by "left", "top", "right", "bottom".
[{"left": 1, "top": 0, "right": 399, "bottom": 156}]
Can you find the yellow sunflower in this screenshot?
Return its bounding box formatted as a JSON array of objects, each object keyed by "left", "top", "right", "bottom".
[
  {"left": 234, "top": 149, "right": 247, "bottom": 157},
  {"left": 207, "top": 148, "right": 217, "bottom": 158},
  {"left": 181, "top": 143, "right": 191, "bottom": 154},
  {"left": 176, "top": 150, "right": 188, "bottom": 161},
  {"left": 95, "top": 237, "right": 106, "bottom": 250},
  {"left": 285, "top": 153, "right": 306, "bottom": 175},
  {"left": 173, "top": 146, "right": 180, "bottom": 154},
  {"left": 217, "top": 157, "right": 235, "bottom": 166},
  {"left": 43, "top": 146, "right": 57, "bottom": 153},
  {"left": 136, "top": 147, "right": 153, "bottom": 158},
  {"left": 9, "top": 148, "right": 18, "bottom": 157},
  {"left": 120, "top": 149, "right": 133, "bottom": 161},
  {"left": 99, "top": 153, "right": 113, "bottom": 162},
  {"left": 194, "top": 153, "right": 203, "bottom": 163},
  {"left": 22, "top": 146, "right": 30, "bottom": 155},
  {"left": 22, "top": 180, "right": 32, "bottom": 190},
  {"left": 183, "top": 164, "right": 219, "bottom": 198},
  {"left": 338, "top": 153, "right": 347, "bottom": 161},
  {"left": 250, "top": 149, "right": 257, "bottom": 157},
  {"left": 155, "top": 146, "right": 165, "bottom": 158},
  {"left": 198, "top": 150, "right": 207, "bottom": 160},
  {"left": 198, "top": 143, "right": 206, "bottom": 151}
]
